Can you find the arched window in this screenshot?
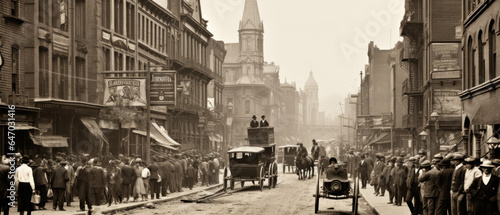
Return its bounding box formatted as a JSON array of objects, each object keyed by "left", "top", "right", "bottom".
[
  {"left": 489, "top": 20, "right": 497, "bottom": 80},
  {"left": 468, "top": 36, "right": 475, "bottom": 88},
  {"left": 479, "top": 31, "right": 485, "bottom": 84}
]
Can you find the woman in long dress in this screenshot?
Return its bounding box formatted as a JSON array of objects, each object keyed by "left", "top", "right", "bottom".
[{"left": 132, "top": 160, "right": 146, "bottom": 201}]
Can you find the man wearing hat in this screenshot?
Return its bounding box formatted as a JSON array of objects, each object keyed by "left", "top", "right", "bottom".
[
  {"left": 297, "top": 143, "right": 308, "bottom": 159},
  {"left": 463, "top": 157, "right": 482, "bottom": 214},
  {"left": 392, "top": 158, "right": 408, "bottom": 206},
  {"left": 51, "top": 159, "right": 69, "bottom": 211},
  {"left": 325, "top": 157, "right": 347, "bottom": 179},
  {"left": 418, "top": 149, "right": 426, "bottom": 164},
  {"left": 259, "top": 115, "right": 269, "bottom": 127},
  {"left": 450, "top": 154, "right": 467, "bottom": 215},
  {"left": 250, "top": 115, "right": 259, "bottom": 128},
  {"left": 173, "top": 155, "right": 183, "bottom": 192},
  {"left": 15, "top": 155, "right": 35, "bottom": 215},
  {"left": 311, "top": 140, "right": 320, "bottom": 161},
  {"left": 120, "top": 158, "right": 135, "bottom": 202},
  {"left": 358, "top": 154, "right": 369, "bottom": 189},
  {"left": 436, "top": 158, "right": 453, "bottom": 215},
  {"left": 382, "top": 157, "right": 396, "bottom": 204},
  {"left": 90, "top": 159, "right": 106, "bottom": 206},
  {"left": 373, "top": 154, "right": 386, "bottom": 196},
  {"left": 406, "top": 156, "right": 422, "bottom": 214},
  {"left": 469, "top": 160, "right": 499, "bottom": 215},
  {"left": 419, "top": 160, "right": 439, "bottom": 215}
]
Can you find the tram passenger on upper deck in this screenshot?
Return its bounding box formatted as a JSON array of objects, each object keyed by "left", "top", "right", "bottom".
[
  {"left": 260, "top": 115, "right": 269, "bottom": 127},
  {"left": 326, "top": 157, "right": 348, "bottom": 180},
  {"left": 250, "top": 115, "right": 259, "bottom": 128}
]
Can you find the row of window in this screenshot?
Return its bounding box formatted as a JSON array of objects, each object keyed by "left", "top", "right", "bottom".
[
  {"left": 137, "top": 12, "right": 176, "bottom": 56},
  {"left": 38, "top": 47, "right": 87, "bottom": 100},
  {"left": 465, "top": 20, "right": 497, "bottom": 88},
  {"left": 182, "top": 31, "right": 207, "bottom": 67},
  {"left": 102, "top": 47, "right": 136, "bottom": 72}
]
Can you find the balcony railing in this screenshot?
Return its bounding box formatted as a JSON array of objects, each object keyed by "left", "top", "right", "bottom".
[
  {"left": 400, "top": 5, "right": 423, "bottom": 38},
  {"left": 181, "top": 58, "right": 213, "bottom": 78},
  {"left": 8, "top": 94, "right": 35, "bottom": 107}
]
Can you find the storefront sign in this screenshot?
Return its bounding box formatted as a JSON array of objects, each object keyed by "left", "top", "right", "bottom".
[
  {"left": 150, "top": 71, "right": 176, "bottom": 106},
  {"left": 431, "top": 70, "right": 461, "bottom": 79},
  {"left": 431, "top": 43, "right": 461, "bottom": 76},
  {"left": 357, "top": 114, "right": 392, "bottom": 130},
  {"left": 433, "top": 90, "right": 461, "bottom": 117},
  {"left": 103, "top": 79, "right": 147, "bottom": 107}
]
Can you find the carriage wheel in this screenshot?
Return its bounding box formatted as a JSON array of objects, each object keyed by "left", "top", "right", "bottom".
[
  {"left": 268, "top": 164, "right": 273, "bottom": 189},
  {"left": 259, "top": 166, "right": 264, "bottom": 192},
  {"left": 230, "top": 178, "right": 235, "bottom": 190},
  {"left": 273, "top": 162, "right": 278, "bottom": 188},
  {"left": 352, "top": 176, "right": 360, "bottom": 215},
  {"left": 241, "top": 181, "right": 245, "bottom": 188},
  {"left": 314, "top": 168, "right": 320, "bottom": 214},
  {"left": 223, "top": 167, "right": 228, "bottom": 192}
]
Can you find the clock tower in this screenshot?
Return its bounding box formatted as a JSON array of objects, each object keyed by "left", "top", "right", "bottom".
[{"left": 238, "top": 0, "right": 264, "bottom": 82}]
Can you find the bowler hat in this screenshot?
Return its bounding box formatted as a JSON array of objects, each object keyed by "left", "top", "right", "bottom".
[
  {"left": 60, "top": 160, "right": 68, "bottom": 165},
  {"left": 433, "top": 153, "right": 444, "bottom": 160},
  {"left": 418, "top": 149, "right": 426, "bottom": 154},
  {"left": 21, "top": 155, "right": 30, "bottom": 164},
  {"left": 329, "top": 157, "right": 337, "bottom": 164},
  {"left": 409, "top": 157, "right": 416, "bottom": 162},
  {"left": 252, "top": 115, "right": 257, "bottom": 119},
  {"left": 480, "top": 160, "right": 495, "bottom": 168},
  {"left": 261, "top": 115, "right": 265, "bottom": 118},
  {"left": 421, "top": 160, "right": 431, "bottom": 168},
  {"left": 439, "top": 158, "right": 451, "bottom": 167},
  {"left": 390, "top": 157, "right": 397, "bottom": 162},
  {"left": 464, "top": 157, "right": 474, "bottom": 164}
]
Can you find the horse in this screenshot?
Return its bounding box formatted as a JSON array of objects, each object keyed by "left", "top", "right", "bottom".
[{"left": 296, "top": 155, "right": 315, "bottom": 180}]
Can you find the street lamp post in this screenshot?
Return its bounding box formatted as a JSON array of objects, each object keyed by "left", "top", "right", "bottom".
[
  {"left": 430, "top": 110, "right": 439, "bottom": 158},
  {"left": 420, "top": 131, "right": 428, "bottom": 155}
]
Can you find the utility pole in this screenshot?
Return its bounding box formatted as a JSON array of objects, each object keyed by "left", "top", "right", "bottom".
[{"left": 358, "top": 71, "right": 363, "bottom": 150}]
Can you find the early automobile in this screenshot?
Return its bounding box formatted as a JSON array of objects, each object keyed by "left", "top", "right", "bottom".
[
  {"left": 278, "top": 145, "right": 298, "bottom": 173},
  {"left": 314, "top": 156, "right": 360, "bottom": 214},
  {"left": 223, "top": 127, "right": 278, "bottom": 192}
]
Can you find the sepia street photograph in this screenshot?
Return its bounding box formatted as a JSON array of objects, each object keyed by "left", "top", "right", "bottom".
[{"left": 0, "top": 0, "right": 498, "bottom": 214}]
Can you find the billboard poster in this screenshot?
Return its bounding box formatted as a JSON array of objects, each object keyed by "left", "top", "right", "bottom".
[
  {"left": 431, "top": 43, "right": 461, "bottom": 79},
  {"left": 433, "top": 90, "right": 461, "bottom": 117},
  {"left": 357, "top": 114, "right": 392, "bottom": 130},
  {"left": 150, "top": 71, "right": 176, "bottom": 106},
  {"left": 103, "top": 79, "right": 146, "bottom": 106}
]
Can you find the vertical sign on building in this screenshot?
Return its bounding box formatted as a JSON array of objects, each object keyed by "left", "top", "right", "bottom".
[{"left": 150, "top": 70, "right": 177, "bottom": 106}]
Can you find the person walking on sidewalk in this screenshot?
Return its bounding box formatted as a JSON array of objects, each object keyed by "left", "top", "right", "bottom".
[
  {"left": 469, "top": 160, "right": 499, "bottom": 215},
  {"left": 148, "top": 158, "right": 161, "bottom": 200},
  {"left": 64, "top": 158, "right": 75, "bottom": 207},
  {"left": 463, "top": 157, "right": 481, "bottom": 215},
  {"left": 132, "top": 159, "right": 146, "bottom": 201},
  {"left": 406, "top": 156, "right": 422, "bottom": 215},
  {"left": 174, "top": 157, "right": 183, "bottom": 192},
  {"left": 75, "top": 157, "right": 92, "bottom": 212},
  {"left": 141, "top": 161, "right": 150, "bottom": 200},
  {"left": 186, "top": 163, "right": 196, "bottom": 190},
  {"left": 90, "top": 159, "right": 106, "bottom": 205},
  {"left": 51, "top": 160, "right": 69, "bottom": 211},
  {"left": 15, "top": 155, "right": 35, "bottom": 215},
  {"left": 436, "top": 158, "right": 453, "bottom": 215},
  {"left": 372, "top": 154, "right": 385, "bottom": 196},
  {"left": 419, "top": 160, "right": 439, "bottom": 215},
  {"left": 120, "top": 158, "right": 135, "bottom": 203},
  {"left": 450, "top": 154, "right": 466, "bottom": 215},
  {"left": 358, "top": 154, "right": 369, "bottom": 189},
  {"left": 385, "top": 157, "right": 396, "bottom": 204},
  {"left": 32, "top": 160, "right": 48, "bottom": 210},
  {"left": 393, "top": 158, "right": 408, "bottom": 206}
]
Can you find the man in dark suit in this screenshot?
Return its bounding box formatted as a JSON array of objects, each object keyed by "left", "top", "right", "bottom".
[
  {"left": 358, "top": 154, "right": 369, "bottom": 189},
  {"left": 393, "top": 158, "right": 408, "bottom": 206},
  {"left": 419, "top": 160, "right": 440, "bottom": 214},
  {"left": 311, "top": 140, "right": 320, "bottom": 161},
  {"left": 90, "top": 159, "right": 106, "bottom": 206},
  {"left": 51, "top": 160, "right": 69, "bottom": 211},
  {"left": 385, "top": 157, "right": 396, "bottom": 204},
  {"left": 406, "top": 156, "right": 422, "bottom": 215},
  {"left": 75, "top": 157, "right": 92, "bottom": 212},
  {"left": 250, "top": 115, "right": 259, "bottom": 128},
  {"left": 158, "top": 160, "right": 169, "bottom": 196},
  {"left": 0, "top": 158, "right": 10, "bottom": 215},
  {"left": 469, "top": 160, "right": 498, "bottom": 215},
  {"left": 165, "top": 157, "right": 176, "bottom": 193},
  {"left": 436, "top": 158, "right": 453, "bottom": 215},
  {"left": 260, "top": 115, "right": 269, "bottom": 127},
  {"left": 33, "top": 160, "right": 48, "bottom": 210},
  {"left": 450, "top": 154, "right": 466, "bottom": 215},
  {"left": 174, "top": 158, "right": 183, "bottom": 192},
  {"left": 373, "top": 154, "right": 386, "bottom": 196},
  {"left": 120, "top": 158, "right": 135, "bottom": 203},
  {"left": 148, "top": 158, "right": 161, "bottom": 199}
]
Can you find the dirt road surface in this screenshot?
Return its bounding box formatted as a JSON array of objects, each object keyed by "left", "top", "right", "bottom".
[{"left": 117, "top": 168, "right": 376, "bottom": 215}]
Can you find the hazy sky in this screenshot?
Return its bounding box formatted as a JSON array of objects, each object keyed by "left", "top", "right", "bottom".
[{"left": 198, "top": 0, "right": 405, "bottom": 116}]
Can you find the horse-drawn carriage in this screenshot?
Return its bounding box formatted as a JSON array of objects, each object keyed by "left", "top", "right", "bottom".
[
  {"left": 314, "top": 156, "right": 360, "bottom": 214},
  {"left": 278, "top": 145, "right": 298, "bottom": 173},
  {"left": 223, "top": 127, "right": 278, "bottom": 192}
]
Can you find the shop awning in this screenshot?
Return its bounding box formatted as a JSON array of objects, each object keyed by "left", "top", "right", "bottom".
[
  {"left": 151, "top": 122, "right": 180, "bottom": 146},
  {"left": 470, "top": 102, "right": 500, "bottom": 125},
  {"left": 31, "top": 134, "right": 68, "bottom": 147},
  {"left": 209, "top": 134, "right": 223, "bottom": 142},
  {"left": 133, "top": 128, "right": 179, "bottom": 151},
  {"left": 98, "top": 119, "right": 119, "bottom": 130},
  {"left": 14, "top": 123, "right": 39, "bottom": 130},
  {"left": 368, "top": 132, "right": 391, "bottom": 146},
  {"left": 80, "top": 117, "right": 109, "bottom": 146}
]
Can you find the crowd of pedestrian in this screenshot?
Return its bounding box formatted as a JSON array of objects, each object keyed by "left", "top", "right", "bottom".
[
  {"left": 345, "top": 149, "right": 500, "bottom": 215},
  {"left": 0, "top": 150, "right": 224, "bottom": 214}
]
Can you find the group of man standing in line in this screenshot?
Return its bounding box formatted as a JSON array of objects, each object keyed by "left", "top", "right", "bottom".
[
  {"left": 346, "top": 149, "right": 500, "bottom": 215},
  {"left": 0, "top": 151, "right": 223, "bottom": 215}
]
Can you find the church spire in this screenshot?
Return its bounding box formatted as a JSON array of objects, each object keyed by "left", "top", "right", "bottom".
[{"left": 239, "top": 0, "right": 263, "bottom": 30}]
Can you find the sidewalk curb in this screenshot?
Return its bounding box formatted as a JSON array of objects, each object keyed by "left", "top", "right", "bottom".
[
  {"left": 361, "top": 193, "right": 381, "bottom": 215},
  {"left": 72, "top": 184, "right": 223, "bottom": 215}
]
